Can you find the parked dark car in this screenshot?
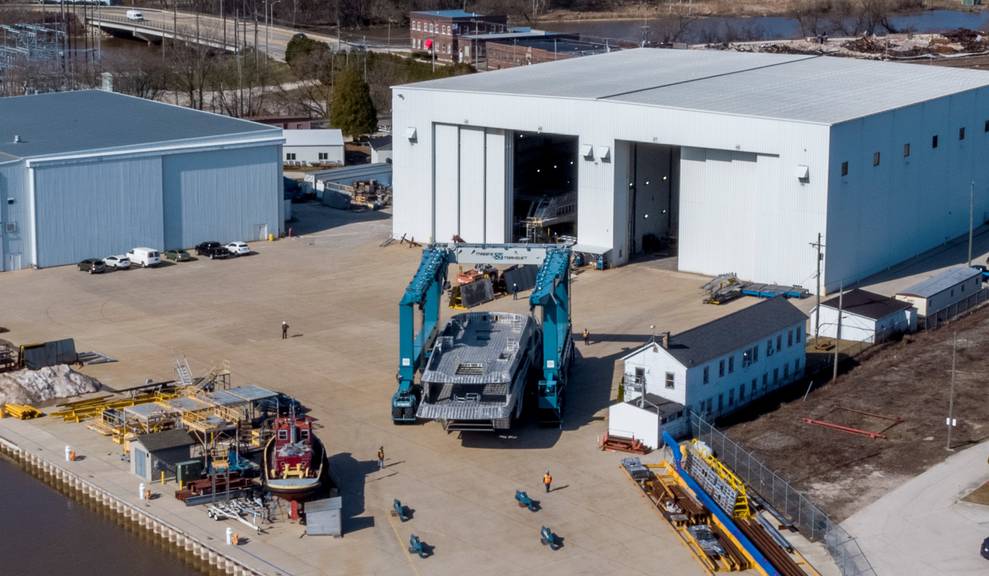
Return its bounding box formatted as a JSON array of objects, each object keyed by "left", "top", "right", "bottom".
[
  {"left": 78, "top": 258, "right": 107, "bottom": 274},
  {"left": 982, "top": 536, "right": 989, "bottom": 560},
  {"left": 195, "top": 241, "right": 230, "bottom": 259},
  {"left": 165, "top": 249, "right": 192, "bottom": 262}
]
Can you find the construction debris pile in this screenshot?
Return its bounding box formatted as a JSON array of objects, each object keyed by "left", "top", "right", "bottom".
[
  {"left": 0, "top": 364, "right": 100, "bottom": 406},
  {"left": 721, "top": 29, "right": 989, "bottom": 60}
]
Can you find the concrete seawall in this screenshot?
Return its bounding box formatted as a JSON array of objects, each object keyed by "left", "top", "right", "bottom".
[{"left": 0, "top": 435, "right": 260, "bottom": 576}]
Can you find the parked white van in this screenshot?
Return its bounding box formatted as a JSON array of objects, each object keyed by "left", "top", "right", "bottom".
[
  {"left": 126, "top": 10, "right": 144, "bottom": 21},
  {"left": 127, "top": 247, "right": 161, "bottom": 268}
]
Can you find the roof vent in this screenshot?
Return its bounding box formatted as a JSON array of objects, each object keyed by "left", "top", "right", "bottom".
[{"left": 13, "top": 135, "right": 21, "bottom": 144}]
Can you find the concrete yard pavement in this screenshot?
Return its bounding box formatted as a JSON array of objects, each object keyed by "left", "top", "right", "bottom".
[
  {"left": 0, "top": 203, "right": 780, "bottom": 575},
  {"left": 843, "top": 439, "right": 989, "bottom": 576}
]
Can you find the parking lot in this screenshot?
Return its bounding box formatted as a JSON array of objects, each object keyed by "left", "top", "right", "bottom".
[{"left": 0, "top": 202, "right": 840, "bottom": 575}]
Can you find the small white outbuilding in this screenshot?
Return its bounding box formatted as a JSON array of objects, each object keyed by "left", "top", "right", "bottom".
[
  {"left": 809, "top": 288, "right": 916, "bottom": 343},
  {"left": 283, "top": 129, "right": 345, "bottom": 166}
]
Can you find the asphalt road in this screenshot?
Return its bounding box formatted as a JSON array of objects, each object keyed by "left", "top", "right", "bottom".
[{"left": 75, "top": 6, "right": 408, "bottom": 62}]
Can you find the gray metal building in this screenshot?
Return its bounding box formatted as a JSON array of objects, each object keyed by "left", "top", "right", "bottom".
[{"left": 0, "top": 90, "right": 284, "bottom": 271}]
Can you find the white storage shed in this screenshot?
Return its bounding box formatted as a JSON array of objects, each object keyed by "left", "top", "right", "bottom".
[{"left": 809, "top": 288, "right": 916, "bottom": 343}]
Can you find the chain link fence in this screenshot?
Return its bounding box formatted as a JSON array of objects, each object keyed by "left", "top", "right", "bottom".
[
  {"left": 922, "top": 287, "right": 989, "bottom": 331},
  {"left": 688, "top": 412, "right": 878, "bottom": 576}
]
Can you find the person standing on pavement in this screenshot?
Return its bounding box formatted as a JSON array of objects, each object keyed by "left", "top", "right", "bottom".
[
  {"left": 543, "top": 470, "right": 553, "bottom": 493},
  {"left": 282, "top": 321, "right": 289, "bottom": 340},
  {"left": 512, "top": 282, "right": 519, "bottom": 300},
  {"left": 377, "top": 446, "right": 385, "bottom": 470},
  {"left": 582, "top": 328, "right": 590, "bottom": 346}
]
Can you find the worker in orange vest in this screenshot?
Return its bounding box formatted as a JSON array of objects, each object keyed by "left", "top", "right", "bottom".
[{"left": 543, "top": 470, "right": 553, "bottom": 493}]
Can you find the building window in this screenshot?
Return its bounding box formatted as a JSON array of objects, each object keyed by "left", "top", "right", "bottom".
[
  {"left": 872, "top": 152, "right": 880, "bottom": 166},
  {"left": 767, "top": 339, "right": 774, "bottom": 356},
  {"left": 286, "top": 153, "right": 296, "bottom": 160},
  {"left": 787, "top": 330, "right": 793, "bottom": 347},
  {"left": 728, "top": 356, "right": 734, "bottom": 374},
  {"left": 318, "top": 152, "right": 328, "bottom": 161},
  {"left": 703, "top": 366, "right": 709, "bottom": 384},
  {"left": 742, "top": 350, "right": 752, "bottom": 368},
  {"left": 706, "top": 398, "right": 713, "bottom": 413},
  {"left": 903, "top": 143, "right": 910, "bottom": 157},
  {"left": 751, "top": 379, "right": 757, "bottom": 395},
  {"left": 784, "top": 364, "right": 790, "bottom": 380},
  {"left": 960, "top": 127, "right": 966, "bottom": 140},
  {"left": 773, "top": 368, "right": 779, "bottom": 386},
  {"left": 795, "top": 326, "right": 802, "bottom": 343},
  {"left": 752, "top": 345, "right": 758, "bottom": 362},
  {"left": 728, "top": 389, "right": 735, "bottom": 407},
  {"left": 717, "top": 394, "right": 723, "bottom": 412},
  {"left": 932, "top": 134, "right": 939, "bottom": 148},
  {"left": 762, "top": 373, "right": 768, "bottom": 389},
  {"left": 665, "top": 372, "right": 675, "bottom": 390},
  {"left": 795, "top": 359, "right": 801, "bottom": 374},
  {"left": 776, "top": 334, "right": 782, "bottom": 351},
  {"left": 719, "top": 359, "right": 725, "bottom": 377},
  {"left": 739, "top": 383, "right": 745, "bottom": 401},
  {"left": 985, "top": 119, "right": 989, "bottom": 133},
  {"left": 841, "top": 161, "right": 848, "bottom": 177}
]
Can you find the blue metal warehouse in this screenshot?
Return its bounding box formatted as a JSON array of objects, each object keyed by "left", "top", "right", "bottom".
[{"left": 0, "top": 90, "right": 284, "bottom": 271}]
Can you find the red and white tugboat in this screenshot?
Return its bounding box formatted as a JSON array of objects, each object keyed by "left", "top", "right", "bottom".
[{"left": 263, "top": 413, "right": 325, "bottom": 501}]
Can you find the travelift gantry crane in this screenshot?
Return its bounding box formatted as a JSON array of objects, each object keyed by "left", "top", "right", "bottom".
[{"left": 392, "top": 243, "right": 573, "bottom": 428}]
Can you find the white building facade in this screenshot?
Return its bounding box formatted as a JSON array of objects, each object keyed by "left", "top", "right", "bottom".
[
  {"left": 620, "top": 298, "right": 807, "bottom": 424},
  {"left": 809, "top": 288, "right": 916, "bottom": 343},
  {"left": 392, "top": 49, "right": 989, "bottom": 292},
  {"left": 895, "top": 266, "right": 984, "bottom": 317},
  {"left": 283, "top": 129, "right": 344, "bottom": 166}
]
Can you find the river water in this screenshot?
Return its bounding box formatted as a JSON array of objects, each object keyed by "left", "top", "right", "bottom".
[
  {"left": 0, "top": 457, "right": 203, "bottom": 576},
  {"left": 539, "top": 9, "right": 989, "bottom": 44}
]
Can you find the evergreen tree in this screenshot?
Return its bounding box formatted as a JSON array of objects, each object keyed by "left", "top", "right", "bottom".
[{"left": 330, "top": 67, "right": 377, "bottom": 137}]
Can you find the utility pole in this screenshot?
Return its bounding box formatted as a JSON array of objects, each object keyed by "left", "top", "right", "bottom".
[
  {"left": 967, "top": 180, "right": 975, "bottom": 267},
  {"left": 810, "top": 233, "right": 825, "bottom": 340},
  {"left": 946, "top": 332, "right": 957, "bottom": 451},
  {"left": 831, "top": 283, "right": 843, "bottom": 383}
]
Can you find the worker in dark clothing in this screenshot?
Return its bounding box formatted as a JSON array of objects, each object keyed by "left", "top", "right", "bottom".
[
  {"left": 512, "top": 283, "right": 519, "bottom": 300},
  {"left": 582, "top": 328, "right": 590, "bottom": 346},
  {"left": 377, "top": 446, "right": 385, "bottom": 470},
  {"left": 282, "top": 321, "right": 289, "bottom": 339},
  {"left": 543, "top": 470, "right": 553, "bottom": 493}
]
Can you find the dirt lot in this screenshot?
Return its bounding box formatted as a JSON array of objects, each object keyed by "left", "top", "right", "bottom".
[{"left": 725, "top": 305, "right": 989, "bottom": 521}]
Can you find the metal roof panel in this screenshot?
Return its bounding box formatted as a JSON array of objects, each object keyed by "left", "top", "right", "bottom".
[
  {"left": 0, "top": 90, "right": 280, "bottom": 160},
  {"left": 399, "top": 49, "right": 989, "bottom": 124}
]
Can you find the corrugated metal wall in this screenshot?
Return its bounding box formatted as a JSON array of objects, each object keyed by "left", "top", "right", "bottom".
[
  {"left": 0, "top": 161, "right": 28, "bottom": 271},
  {"left": 162, "top": 146, "right": 281, "bottom": 248},
  {"left": 33, "top": 156, "right": 164, "bottom": 268}
]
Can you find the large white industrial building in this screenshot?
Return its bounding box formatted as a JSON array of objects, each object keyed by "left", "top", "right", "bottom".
[
  {"left": 392, "top": 49, "right": 989, "bottom": 292},
  {"left": 0, "top": 90, "right": 284, "bottom": 271}
]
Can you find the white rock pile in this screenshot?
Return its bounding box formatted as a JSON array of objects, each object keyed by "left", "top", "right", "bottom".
[{"left": 0, "top": 365, "right": 101, "bottom": 406}]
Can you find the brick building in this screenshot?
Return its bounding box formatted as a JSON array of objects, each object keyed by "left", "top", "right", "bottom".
[
  {"left": 410, "top": 9, "right": 507, "bottom": 63},
  {"left": 486, "top": 37, "right": 615, "bottom": 70}
]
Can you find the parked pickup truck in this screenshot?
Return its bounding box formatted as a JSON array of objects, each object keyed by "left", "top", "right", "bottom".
[{"left": 195, "top": 241, "right": 231, "bottom": 259}]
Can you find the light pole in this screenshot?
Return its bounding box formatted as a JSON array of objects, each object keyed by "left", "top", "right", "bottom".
[
  {"left": 265, "top": 0, "right": 281, "bottom": 58},
  {"left": 967, "top": 180, "right": 975, "bottom": 267},
  {"left": 946, "top": 332, "right": 957, "bottom": 451}
]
